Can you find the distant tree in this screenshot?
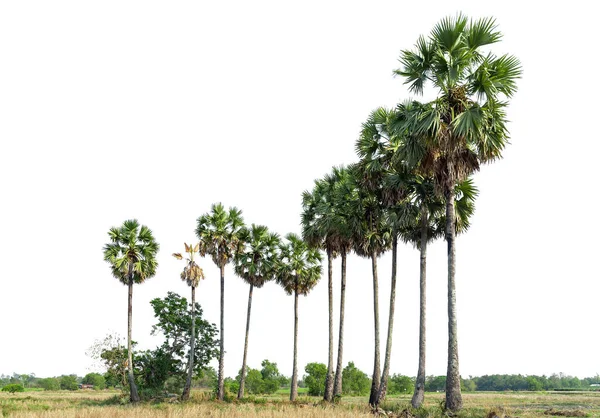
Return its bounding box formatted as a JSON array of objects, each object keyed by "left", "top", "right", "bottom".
[
  {"left": 59, "top": 375, "right": 79, "bottom": 391},
  {"left": 82, "top": 373, "right": 106, "bottom": 390},
  {"left": 195, "top": 367, "right": 217, "bottom": 389},
  {"left": 172, "top": 242, "right": 206, "bottom": 400},
  {"left": 2, "top": 384, "right": 24, "bottom": 393},
  {"left": 425, "top": 375, "right": 446, "bottom": 392},
  {"left": 388, "top": 374, "right": 415, "bottom": 394},
  {"left": 103, "top": 219, "right": 159, "bottom": 402},
  {"left": 304, "top": 363, "right": 327, "bottom": 396},
  {"left": 260, "top": 360, "right": 283, "bottom": 394},
  {"left": 38, "top": 378, "right": 60, "bottom": 391},
  {"left": 341, "top": 362, "right": 370, "bottom": 396},
  {"left": 196, "top": 203, "right": 245, "bottom": 401}
]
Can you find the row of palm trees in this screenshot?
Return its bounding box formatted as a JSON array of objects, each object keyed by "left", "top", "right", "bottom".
[
  {"left": 302, "top": 14, "right": 520, "bottom": 412},
  {"left": 102, "top": 14, "right": 520, "bottom": 413}
]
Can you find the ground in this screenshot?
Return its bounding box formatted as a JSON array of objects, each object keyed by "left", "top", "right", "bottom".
[{"left": 1, "top": 390, "right": 600, "bottom": 417}]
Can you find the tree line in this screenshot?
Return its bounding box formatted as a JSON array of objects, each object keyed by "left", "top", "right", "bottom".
[{"left": 98, "top": 13, "right": 523, "bottom": 414}]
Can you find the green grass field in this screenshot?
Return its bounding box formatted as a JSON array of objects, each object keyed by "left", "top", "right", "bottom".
[{"left": 1, "top": 390, "right": 600, "bottom": 417}]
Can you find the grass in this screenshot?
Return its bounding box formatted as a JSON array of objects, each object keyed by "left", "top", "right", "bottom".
[{"left": 2, "top": 390, "right": 600, "bottom": 417}]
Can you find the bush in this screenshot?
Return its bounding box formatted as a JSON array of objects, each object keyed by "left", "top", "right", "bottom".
[
  {"left": 59, "top": 375, "right": 79, "bottom": 391},
  {"left": 38, "top": 378, "right": 60, "bottom": 391},
  {"left": 303, "top": 362, "right": 327, "bottom": 396},
  {"left": 342, "top": 362, "right": 370, "bottom": 396},
  {"left": 2, "top": 384, "right": 25, "bottom": 393},
  {"left": 388, "top": 374, "right": 415, "bottom": 394},
  {"left": 82, "top": 373, "right": 106, "bottom": 390}
]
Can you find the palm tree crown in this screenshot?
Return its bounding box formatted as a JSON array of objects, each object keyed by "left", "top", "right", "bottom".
[
  {"left": 103, "top": 219, "right": 159, "bottom": 284},
  {"left": 173, "top": 243, "right": 205, "bottom": 288},
  {"left": 196, "top": 203, "right": 245, "bottom": 268},
  {"left": 234, "top": 224, "right": 280, "bottom": 288},
  {"left": 277, "top": 233, "right": 322, "bottom": 296}
]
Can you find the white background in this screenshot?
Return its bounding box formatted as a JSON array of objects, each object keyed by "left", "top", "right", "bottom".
[{"left": 1, "top": 0, "right": 599, "bottom": 380}]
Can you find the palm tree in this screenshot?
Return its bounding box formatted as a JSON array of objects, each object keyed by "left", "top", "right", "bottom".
[
  {"left": 172, "top": 243, "right": 205, "bottom": 400},
  {"left": 195, "top": 203, "right": 245, "bottom": 401},
  {"left": 103, "top": 219, "right": 159, "bottom": 403},
  {"left": 395, "top": 14, "right": 521, "bottom": 411},
  {"left": 346, "top": 162, "right": 392, "bottom": 406},
  {"left": 301, "top": 166, "right": 352, "bottom": 401},
  {"left": 234, "top": 224, "right": 280, "bottom": 399},
  {"left": 276, "top": 233, "right": 322, "bottom": 401}
]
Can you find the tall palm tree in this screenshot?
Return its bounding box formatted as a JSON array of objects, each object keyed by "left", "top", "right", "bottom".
[
  {"left": 234, "top": 224, "right": 280, "bottom": 399},
  {"left": 276, "top": 233, "right": 322, "bottom": 401},
  {"left": 346, "top": 163, "right": 392, "bottom": 406},
  {"left": 195, "top": 203, "right": 245, "bottom": 401},
  {"left": 172, "top": 243, "right": 205, "bottom": 400},
  {"left": 103, "top": 219, "right": 159, "bottom": 403},
  {"left": 395, "top": 14, "right": 521, "bottom": 411},
  {"left": 301, "top": 166, "right": 352, "bottom": 401}
]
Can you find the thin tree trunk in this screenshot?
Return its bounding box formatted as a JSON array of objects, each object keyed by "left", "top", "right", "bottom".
[
  {"left": 127, "top": 278, "right": 140, "bottom": 402},
  {"left": 375, "top": 236, "right": 398, "bottom": 406},
  {"left": 333, "top": 251, "right": 347, "bottom": 397},
  {"left": 368, "top": 252, "right": 381, "bottom": 406},
  {"left": 290, "top": 289, "right": 299, "bottom": 401},
  {"left": 411, "top": 204, "right": 428, "bottom": 408},
  {"left": 182, "top": 285, "right": 196, "bottom": 400},
  {"left": 444, "top": 190, "right": 462, "bottom": 411},
  {"left": 238, "top": 284, "right": 254, "bottom": 399},
  {"left": 217, "top": 264, "right": 225, "bottom": 401},
  {"left": 324, "top": 250, "right": 334, "bottom": 402}
]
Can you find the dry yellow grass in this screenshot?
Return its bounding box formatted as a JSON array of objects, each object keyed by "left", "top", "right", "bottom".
[{"left": 3, "top": 390, "right": 600, "bottom": 418}]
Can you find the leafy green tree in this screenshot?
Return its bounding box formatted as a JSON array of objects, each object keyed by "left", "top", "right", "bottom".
[
  {"left": 59, "top": 375, "right": 79, "bottom": 391},
  {"left": 341, "top": 362, "right": 370, "bottom": 396},
  {"left": 303, "top": 363, "right": 327, "bottom": 396},
  {"left": 388, "top": 374, "right": 415, "bottom": 394},
  {"left": 103, "top": 219, "right": 159, "bottom": 402},
  {"left": 234, "top": 225, "right": 279, "bottom": 399},
  {"left": 425, "top": 375, "right": 446, "bottom": 392},
  {"left": 38, "top": 378, "right": 60, "bottom": 391},
  {"left": 196, "top": 203, "right": 245, "bottom": 401},
  {"left": 260, "top": 360, "right": 283, "bottom": 394},
  {"left": 395, "top": 14, "right": 521, "bottom": 412},
  {"left": 302, "top": 166, "right": 353, "bottom": 401},
  {"left": 172, "top": 242, "right": 206, "bottom": 400},
  {"left": 147, "top": 292, "right": 219, "bottom": 391},
  {"left": 276, "top": 233, "right": 322, "bottom": 401},
  {"left": 82, "top": 373, "right": 106, "bottom": 389},
  {"left": 2, "top": 384, "right": 24, "bottom": 393},
  {"left": 100, "top": 345, "right": 128, "bottom": 388}
]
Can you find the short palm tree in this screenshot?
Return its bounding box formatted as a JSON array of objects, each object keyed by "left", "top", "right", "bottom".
[
  {"left": 395, "top": 14, "right": 521, "bottom": 411},
  {"left": 103, "top": 219, "right": 159, "bottom": 403},
  {"left": 234, "top": 224, "right": 280, "bottom": 399},
  {"left": 172, "top": 243, "right": 205, "bottom": 400},
  {"left": 195, "top": 203, "right": 245, "bottom": 401},
  {"left": 276, "top": 233, "right": 322, "bottom": 401}
]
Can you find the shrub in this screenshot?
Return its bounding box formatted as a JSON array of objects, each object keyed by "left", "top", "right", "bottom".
[
  {"left": 341, "top": 362, "right": 370, "bottom": 396},
  {"left": 59, "top": 375, "right": 79, "bottom": 391},
  {"left": 38, "top": 378, "right": 60, "bottom": 391},
  {"left": 82, "top": 373, "right": 106, "bottom": 390},
  {"left": 2, "top": 384, "right": 25, "bottom": 393},
  {"left": 303, "top": 362, "right": 327, "bottom": 396}
]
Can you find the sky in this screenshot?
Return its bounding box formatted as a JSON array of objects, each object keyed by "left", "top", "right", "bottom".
[{"left": 1, "top": 0, "right": 599, "bottom": 381}]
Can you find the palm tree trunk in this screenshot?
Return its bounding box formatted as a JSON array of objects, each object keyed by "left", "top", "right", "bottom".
[
  {"left": 411, "top": 204, "right": 428, "bottom": 408},
  {"left": 375, "top": 236, "right": 398, "bottom": 406},
  {"left": 217, "top": 264, "right": 225, "bottom": 401},
  {"left": 444, "top": 190, "right": 462, "bottom": 411},
  {"left": 182, "top": 285, "right": 196, "bottom": 400},
  {"left": 238, "top": 283, "right": 254, "bottom": 399},
  {"left": 290, "top": 289, "right": 299, "bottom": 401},
  {"left": 127, "top": 279, "right": 140, "bottom": 402},
  {"left": 368, "top": 252, "right": 381, "bottom": 406},
  {"left": 333, "top": 251, "right": 347, "bottom": 397},
  {"left": 324, "top": 249, "right": 334, "bottom": 402}
]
